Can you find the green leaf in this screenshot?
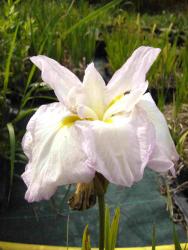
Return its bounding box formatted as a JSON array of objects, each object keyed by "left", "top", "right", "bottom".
[
  {"left": 173, "top": 225, "right": 182, "bottom": 250},
  {"left": 110, "top": 207, "right": 120, "bottom": 250},
  {"left": 21, "top": 83, "right": 40, "bottom": 109},
  {"left": 6, "top": 122, "right": 16, "bottom": 202},
  {"left": 152, "top": 224, "right": 156, "bottom": 250},
  {"left": 24, "top": 39, "right": 46, "bottom": 95},
  {"left": 104, "top": 205, "right": 111, "bottom": 250},
  {"left": 3, "top": 23, "right": 19, "bottom": 97},
  {"left": 62, "top": 0, "right": 123, "bottom": 38},
  {"left": 14, "top": 108, "right": 37, "bottom": 122},
  {"left": 82, "top": 225, "right": 91, "bottom": 250},
  {"left": 166, "top": 182, "right": 174, "bottom": 219},
  {"left": 24, "top": 4, "right": 71, "bottom": 95}
]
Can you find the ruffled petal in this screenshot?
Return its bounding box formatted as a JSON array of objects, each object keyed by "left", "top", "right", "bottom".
[
  {"left": 22, "top": 131, "right": 33, "bottom": 159},
  {"left": 76, "top": 104, "right": 98, "bottom": 120},
  {"left": 66, "top": 63, "right": 106, "bottom": 119},
  {"left": 30, "top": 55, "right": 82, "bottom": 104},
  {"left": 103, "top": 81, "right": 148, "bottom": 120},
  {"left": 76, "top": 107, "right": 155, "bottom": 187},
  {"left": 22, "top": 102, "right": 95, "bottom": 202},
  {"left": 106, "top": 46, "right": 160, "bottom": 102},
  {"left": 83, "top": 63, "right": 106, "bottom": 119},
  {"left": 138, "top": 93, "right": 179, "bottom": 172}
]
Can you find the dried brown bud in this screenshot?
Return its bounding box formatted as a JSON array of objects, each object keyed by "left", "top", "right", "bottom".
[
  {"left": 68, "top": 173, "right": 108, "bottom": 211},
  {"left": 68, "top": 182, "right": 96, "bottom": 210}
]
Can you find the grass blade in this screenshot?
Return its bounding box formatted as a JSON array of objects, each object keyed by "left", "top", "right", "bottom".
[
  {"left": 110, "top": 207, "right": 120, "bottom": 250},
  {"left": 23, "top": 0, "right": 122, "bottom": 103},
  {"left": 105, "top": 205, "right": 111, "bottom": 250},
  {"left": 14, "top": 108, "right": 37, "bottom": 122},
  {"left": 173, "top": 225, "right": 182, "bottom": 250},
  {"left": 82, "top": 225, "right": 91, "bottom": 250},
  {"left": 152, "top": 224, "right": 156, "bottom": 250},
  {"left": 62, "top": 0, "right": 123, "bottom": 38},
  {"left": 24, "top": 39, "right": 46, "bottom": 96},
  {"left": 3, "top": 24, "right": 19, "bottom": 97},
  {"left": 24, "top": 4, "right": 68, "bottom": 95},
  {"left": 6, "top": 122, "right": 16, "bottom": 202}
]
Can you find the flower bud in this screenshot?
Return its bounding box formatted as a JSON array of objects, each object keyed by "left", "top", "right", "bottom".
[
  {"left": 68, "top": 173, "right": 108, "bottom": 210},
  {"left": 68, "top": 182, "right": 96, "bottom": 210}
]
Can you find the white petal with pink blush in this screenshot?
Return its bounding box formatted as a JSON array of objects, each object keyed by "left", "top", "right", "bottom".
[{"left": 22, "top": 46, "right": 179, "bottom": 202}]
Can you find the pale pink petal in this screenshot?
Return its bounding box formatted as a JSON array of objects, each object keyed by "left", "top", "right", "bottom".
[
  {"left": 66, "top": 86, "right": 99, "bottom": 120},
  {"left": 22, "top": 102, "right": 95, "bottom": 202},
  {"left": 65, "top": 85, "right": 84, "bottom": 114},
  {"left": 76, "top": 107, "right": 155, "bottom": 187},
  {"left": 65, "top": 63, "right": 106, "bottom": 119},
  {"left": 22, "top": 131, "right": 33, "bottom": 159},
  {"left": 80, "top": 63, "right": 106, "bottom": 119},
  {"left": 138, "top": 93, "right": 179, "bottom": 173},
  {"left": 103, "top": 81, "right": 148, "bottom": 120},
  {"left": 76, "top": 104, "right": 98, "bottom": 120},
  {"left": 106, "top": 46, "right": 160, "bottom": 102},
  {"left": 30, "top": 56, "right": 82, "bottom": 104}
]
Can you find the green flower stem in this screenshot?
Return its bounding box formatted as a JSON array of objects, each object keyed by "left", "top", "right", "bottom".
[{"left": 98, "top": 194, "right": 105, "bottom": 250}]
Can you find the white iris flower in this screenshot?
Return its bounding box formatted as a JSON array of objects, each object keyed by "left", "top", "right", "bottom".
[{"left": 22, "top": 46, "right": 179, "bottom": 202}]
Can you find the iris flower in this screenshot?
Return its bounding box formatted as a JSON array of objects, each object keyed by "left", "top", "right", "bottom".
[{"left": 22, "top": 46, "right": 178, "bottom": 202}]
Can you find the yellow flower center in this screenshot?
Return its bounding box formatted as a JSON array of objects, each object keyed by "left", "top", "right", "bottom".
[
  {"left": 105, "top": 95, "right": 123, "bottom": 111},
  {"left": 61, "top": 115, "right": 81, "bottom": 127},
  {"left": 61, "top": 95, "right": 124, "bottom": 127},
  {"left": 61, "top": 116, "right": 94, "bottom": 127}
]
